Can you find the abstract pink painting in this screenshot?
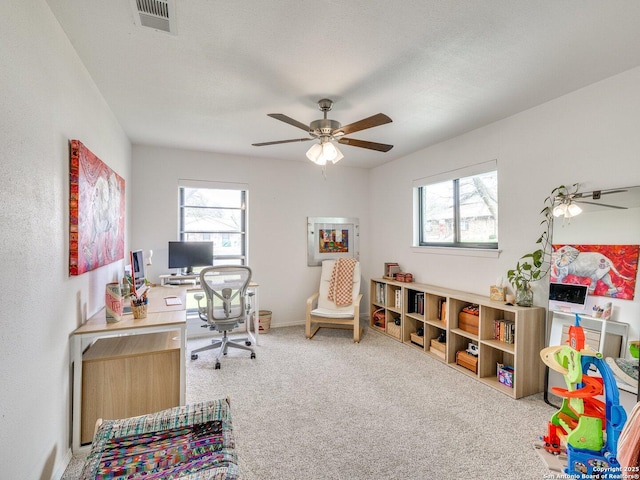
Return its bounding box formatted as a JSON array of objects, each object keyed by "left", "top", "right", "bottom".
[{"left": 69, "top": 140, "right": 125, "bottom": 275}]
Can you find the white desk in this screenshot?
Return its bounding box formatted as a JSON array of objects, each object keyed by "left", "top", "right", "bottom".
[
  {"left": 545, "top": 310, "right": 635, "bottom": 405},
  {"left": 158, "top": 274, "right": 260, "bottom": 346},
  {"left": 70, "top": 286, "right": 188, "bottom": 452}
]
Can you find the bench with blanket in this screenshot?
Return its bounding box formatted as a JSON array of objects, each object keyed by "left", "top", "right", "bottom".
[{"left": 79, "top": 398, "right": 242, "bottom": 479}]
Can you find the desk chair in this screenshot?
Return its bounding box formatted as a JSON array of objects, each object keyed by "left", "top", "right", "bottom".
[
  {"left": 306, "top": 259, "right": 363, "bottom": 342},
  {"left": 190, "top": 265, "right": 256, "bottom": 369}
]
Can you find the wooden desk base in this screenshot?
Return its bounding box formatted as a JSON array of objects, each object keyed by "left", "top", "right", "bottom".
[{"left": 80, "top": 332, "right": 180, "bottom": 444}]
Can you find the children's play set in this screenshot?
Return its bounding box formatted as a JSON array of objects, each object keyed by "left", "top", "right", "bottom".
[{"left": 539, "top": 314, "right": 629, "bottom": 478}]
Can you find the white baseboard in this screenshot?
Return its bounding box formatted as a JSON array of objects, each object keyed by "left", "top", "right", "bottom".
[{"left": 52, "top": 448, "right": 73, "bottom": 480}]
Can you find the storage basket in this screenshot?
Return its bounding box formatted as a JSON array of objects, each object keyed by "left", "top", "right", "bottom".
[
  {"left": 258, "top": 310, "right": 272, "bottom": 333},
  {"left": 411, "top": 332, "right": 425, "bottom": 347},
  {"left": 387, "top": 318, "right": 401, "bottom": 339},
  {"left": 131, "top": 302, "right": 147, "bottom": 319}
]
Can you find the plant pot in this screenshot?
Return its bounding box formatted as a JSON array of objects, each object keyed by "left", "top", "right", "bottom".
[{"left": 516, "top": 286, "right": 533, "bottom": 307}]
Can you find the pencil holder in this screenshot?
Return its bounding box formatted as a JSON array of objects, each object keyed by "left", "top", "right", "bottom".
[{"left": 131, "top": 302, "right": 148, "bottom": 319}]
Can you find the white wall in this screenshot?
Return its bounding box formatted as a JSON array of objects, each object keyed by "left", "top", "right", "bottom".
[
  {"left": 0, "top": 2, "right": 131, "bottom": 479},
  {"left": 369, "top": 66, "right": 640, "bottom": 341},
  {"left": 131, "top": 145, "right": 370, "bottom": 327}
]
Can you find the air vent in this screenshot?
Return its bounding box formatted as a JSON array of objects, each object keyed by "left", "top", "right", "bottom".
[{"left": 130, "top": 0, "right": 176, "bottom": 34}]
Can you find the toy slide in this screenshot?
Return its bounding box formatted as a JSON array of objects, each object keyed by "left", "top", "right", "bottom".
[
  {"left": 551, "top": 374, "right": 602, "bottom": 398},
  {"left": 537, "top": 315, "right": 628, "bottom": 478}
]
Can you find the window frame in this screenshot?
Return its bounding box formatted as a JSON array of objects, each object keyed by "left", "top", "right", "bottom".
[
  {"left": 177, "top": 180, "right": 248, "bottom": 266},
  {"left": 413, "top": 161, "right": 498, "bottom": 251}
]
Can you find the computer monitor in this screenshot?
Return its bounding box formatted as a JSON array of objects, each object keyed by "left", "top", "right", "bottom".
[
  {"left": 130, "top": 249, "right": 147, "bottom": 297},
  {"left": 168, "top": 241, "right": 214, "bottom": 274},
  {"left": 549, "top": 282, "right": 589, "bottom": 313}
]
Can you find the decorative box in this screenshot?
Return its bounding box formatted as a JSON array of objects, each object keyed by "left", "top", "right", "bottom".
[
  {"left": 395, "top": 272, "right": 413, "bottom": 283},
  {"left": 497, "top": 363, "right": 514, "bottom": 388},
  {"left": 410, "top": 332, "right": 425, "bottom": 346},
  {"left": 430, "top": 338, "right": 445, "bottom": 353},
  {"left": 456, "top": 350, "right": 478, "bottom": 373},
  {"left": 458, "top": 312, "right": 479, "bottom": 336}
]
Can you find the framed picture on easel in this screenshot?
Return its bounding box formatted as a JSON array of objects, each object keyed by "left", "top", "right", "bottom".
[{"left": 307, "top": 217, "right": 359, "bottom": 266}]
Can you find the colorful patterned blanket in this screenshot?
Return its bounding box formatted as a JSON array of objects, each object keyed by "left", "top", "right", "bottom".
[{"left": 79, "top": 399, "right": 242, "bottom": 480}]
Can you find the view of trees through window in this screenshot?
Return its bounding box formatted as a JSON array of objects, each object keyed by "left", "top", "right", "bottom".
[
  {"left": 419, "top": 170, "right": 498, "bottom": 248},
  {"left": 179, "top": 187, "right": 246, "bottom": 264}
]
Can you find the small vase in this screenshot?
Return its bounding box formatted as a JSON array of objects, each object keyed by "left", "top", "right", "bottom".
[{"left": 516, "top": 284, "right": 533, "bottom": 307}]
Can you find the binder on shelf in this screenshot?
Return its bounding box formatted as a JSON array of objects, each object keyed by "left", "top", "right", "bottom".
[{"left": 412, "top": 292, "right": 424, "bottom": 315}]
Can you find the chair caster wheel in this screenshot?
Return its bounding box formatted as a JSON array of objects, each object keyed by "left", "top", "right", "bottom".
[
  {"left": 245, "top": 341, "right": 252, "bottom": 346},
  {"left": 215, "top": 362, "right": 221, "bottom": 369},
  {"left": 250, "top": 353, "right": 256, "bottom": 359},
  {"left": 191, "top": 354, "right": 198, "bottom": 360}
]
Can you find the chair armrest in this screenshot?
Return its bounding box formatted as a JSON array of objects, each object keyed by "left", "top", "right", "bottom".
[
  {"left": 306, "top": 292, "right": 319, "bottom": 314},
  {"left": 353, "top": 293, "right": 363, "bottom": 319}
]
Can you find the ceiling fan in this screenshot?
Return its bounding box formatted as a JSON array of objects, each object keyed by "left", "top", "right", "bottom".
[
  {"left": 252, "top": 98, "right": 393, "bottom": 165},
  {"left": 553, "top": 189, "right": 628, "bottom": 217}
]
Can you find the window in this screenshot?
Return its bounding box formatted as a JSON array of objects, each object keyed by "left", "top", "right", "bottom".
[
  {"left": 179, "top": 185, "right": 247, "bottom": 265},
  {"left": 416, "top": 167, "right": 498, "bottom": 249}
]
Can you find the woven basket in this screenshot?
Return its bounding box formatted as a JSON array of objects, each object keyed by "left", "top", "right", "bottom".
[
  {"left": 258, "top": 310, "right": 272, "bottom": 333},
  {"left": 387, "top": 319, "right": 401, "bottom": 339},
  {"left": 131, "top": 302, "right": 147, "bottom": 319}
]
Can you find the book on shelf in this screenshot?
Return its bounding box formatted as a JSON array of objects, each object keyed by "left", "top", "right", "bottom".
[
  {"left": 412, "top": 292, "right": 424, "bottom": 315},
  {"left": 438, "top": 298, "right": 447, "bottom": 325},
  {"left": 375, "top": 282, "right": 386, "bottom": 304},
  {"left": 493, "top": 319, "right": 515, "bottom": 344},
  {"left": 394, "top": 289, "right": 402, "bottom": 309}
]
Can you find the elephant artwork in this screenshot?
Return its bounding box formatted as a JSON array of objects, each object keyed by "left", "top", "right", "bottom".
[{"left": 551, "top": 244, "right": 639, "bottom": 300}]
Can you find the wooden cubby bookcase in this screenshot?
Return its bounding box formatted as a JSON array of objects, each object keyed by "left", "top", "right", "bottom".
[{"left": 370, "top": 278, "right": 546, "bottom": 399}]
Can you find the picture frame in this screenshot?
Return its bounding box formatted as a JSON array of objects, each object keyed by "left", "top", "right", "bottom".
[
  {"left": 551, "top": 243, "right": 639, "bottom": 300},
  {"left": 69, "top": 139, "right": 125, "bottom": 275},
  {"left": 307, "top": 217, "right": 359, "bottom": 266}
]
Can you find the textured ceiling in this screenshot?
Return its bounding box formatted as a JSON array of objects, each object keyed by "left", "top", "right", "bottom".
[{"left": 46, "top": 0, "right": 640, "bottom": 168}]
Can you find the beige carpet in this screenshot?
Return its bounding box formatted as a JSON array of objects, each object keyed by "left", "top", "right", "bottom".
[{"left": 63, "top": 324, "right": 556, "bottom": 479}]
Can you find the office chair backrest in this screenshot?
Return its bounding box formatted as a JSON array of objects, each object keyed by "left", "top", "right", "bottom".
[{"left": 199, "top": 265, "right": 252, "bottom": 325}]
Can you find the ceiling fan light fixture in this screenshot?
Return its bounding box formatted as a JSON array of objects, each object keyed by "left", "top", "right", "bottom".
[
  {"left": 331, "top": 148, "right": 344, "bottom": 164},
  {"left": 553, "top": 203, "right": 567, "bottom": 217},
  {"left": 553, "top": 198, "right": 583, "bottom": 218},
  {"left": 322, "top": 141, "right": 338, "bottom": 161},
  {"left": 566, "top": 202, "right": 582, "bottom": 217},
  {"left": 306, "top": 140, "right": 343, "bottom": 165},
  {"left": 306, "top": 143, "right": 323, "bottom": 163}
]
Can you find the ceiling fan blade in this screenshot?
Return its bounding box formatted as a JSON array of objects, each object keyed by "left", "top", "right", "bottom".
[
  {"left": 267, "top": 113, "right": 310, "bottom": 132},
  {"left": 333, "top": 113, "right": 392, "bottom": 136},
  {"left": 252, "top": 138, "right": 313, "bottom": 146},
  {"left": 571, "top": 189, "right": 628, "bottom": 200},
  {"left": 576, "top": 200, "right": 627, "bottom": 210},
  {"left": 338, "top": 137, "right": 393, "bottom": 152}
]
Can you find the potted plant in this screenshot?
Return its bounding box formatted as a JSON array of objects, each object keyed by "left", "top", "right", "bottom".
[{"left": 507, "top": 184, "right": 579, "bottom": 306}]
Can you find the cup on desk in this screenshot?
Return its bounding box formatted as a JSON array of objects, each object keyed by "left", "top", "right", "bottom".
[{"left": 131, "top": 302, "right": 148, "bottom": 319}]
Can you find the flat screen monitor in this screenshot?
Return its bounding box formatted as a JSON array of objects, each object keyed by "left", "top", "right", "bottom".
[
  {"left": 168, "top": 241, "right": 214, "bottom": 274},
  {"left": 549, "top": 282, "right": 589, "bottom": 313},
  {"left": 130, "top": 249, "right": 147, "bottom": 297}
]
